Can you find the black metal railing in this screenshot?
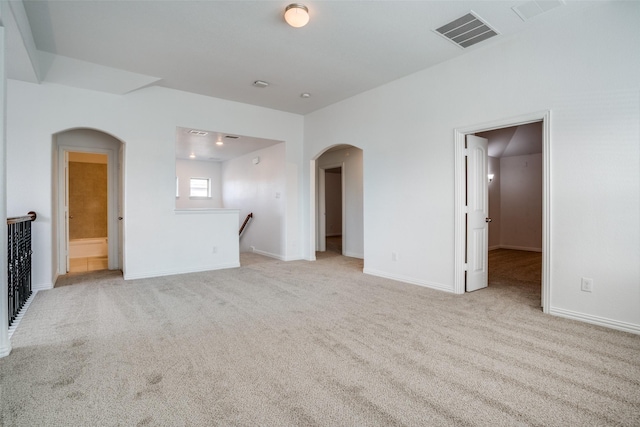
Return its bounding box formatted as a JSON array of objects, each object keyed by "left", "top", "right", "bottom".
[
  {"left": 239, "top": 212, "right": 253, "bottom": 236},
  {"left": 7, "top": 211, "right": 36, "bottom": 327}
]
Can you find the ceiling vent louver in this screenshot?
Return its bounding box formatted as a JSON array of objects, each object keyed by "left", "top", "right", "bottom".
[{"left": 435, "top": 12, "right": 499, "bottom": 49}]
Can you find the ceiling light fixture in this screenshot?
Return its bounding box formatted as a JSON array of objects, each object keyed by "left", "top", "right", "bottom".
[
  {"left": 284, "top": 4, "right": 309, "bottom": 28},
  {"left": 300, "top": 92, "right": 311, "bottom": 98},
  {"left": 216, "top": 140, "right": 224, "bottom": 146},
  {"left": 189, "top": 153, "right": 196, "bottom": 159}
]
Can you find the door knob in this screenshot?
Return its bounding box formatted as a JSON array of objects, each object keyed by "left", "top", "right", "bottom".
[
  {"left": 118, "top": 217, "right": 123, "bottom": 220},
  {"left": 485, "top": 217, "right": 492, "bottom": 223}
]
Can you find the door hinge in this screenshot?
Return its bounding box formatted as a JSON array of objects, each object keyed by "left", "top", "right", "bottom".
[
  {"left": 464, "top": 263, "right": 469, "bottom": 271},
  {"left": 464, "top": 148, "right": 469, "bottom": 156}
]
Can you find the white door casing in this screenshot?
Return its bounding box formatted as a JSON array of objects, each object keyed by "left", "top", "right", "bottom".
[
  {"left": 64, "top": 151, "right": 70, "bottom": 273},
  {"left": 466, "top": 135, "right": 489, "bottom": 292},
  {"left": 317, "top": 162, "right": 344, "bottom": 253},
  {"left": 453, "top": 110, "right": 550, "bottom": 312},
  {"left": 318, "top": 168, "right": 326, "bottom": 252},
  {"left": 57, "top": 139, "right": 121, "bottom": 275},
  {"left": 118, "top": 144, "right": 124, "bottom": 271}
]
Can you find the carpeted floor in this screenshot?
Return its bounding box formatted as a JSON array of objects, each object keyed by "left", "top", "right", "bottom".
[{"left": 1, "top": 250, "right": 639, "bottom": 426}]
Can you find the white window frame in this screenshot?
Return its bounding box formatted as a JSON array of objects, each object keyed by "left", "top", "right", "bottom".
[{"left": 189, "top": 177, "right": 211, "bottom": 199}]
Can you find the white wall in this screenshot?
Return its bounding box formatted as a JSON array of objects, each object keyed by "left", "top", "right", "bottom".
[
  {"left": 0, "top": 26, "right": 11, "bottom": 357},
  {"left": 500, "top": 153, "right": 542, "bottom": 251},
  {"left": 317, "top": 147, "right": 364, "bottom": 259},
  {"left": 7, "top": 81, "right": 304, "bottom": 284},
  {"left": 175, "top": 159, "right": 222, "bottom": 209},
  {"left": 222, "top": 143, "right": 287, "bottom": 258},
  {"left": 303, "top": 2, "right": 640, "bottom": 330}
]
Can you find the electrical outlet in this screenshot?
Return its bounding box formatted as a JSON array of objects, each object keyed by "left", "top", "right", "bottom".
[
  {"left": 250, "top": 246, "right": 255, "bottom": 252},
  {"left": 391, "top": 252, "right": 398, "bottom": 261},
  {"left": 212, "top": 246, "right": 217, "bottom": 254},
  {"left": 581, "top": 277, "right": 593, "bottom": 293}
]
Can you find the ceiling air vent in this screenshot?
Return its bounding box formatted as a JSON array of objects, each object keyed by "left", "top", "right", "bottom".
[
  {"left": 188, "top": 130, "right": 208, "bottom": 136},
  {"left": 225, "top": 135, "right": 240, "bottom": 139},
  {"left": 435, "top": 12, "right": 499, "bottom": 49}
]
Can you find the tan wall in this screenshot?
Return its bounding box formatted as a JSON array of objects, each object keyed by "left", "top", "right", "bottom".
[{"left": 69, "top": 162, "right": 108, "bottom": 239}]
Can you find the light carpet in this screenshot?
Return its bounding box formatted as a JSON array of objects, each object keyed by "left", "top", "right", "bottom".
[{"left": 1, "top": 251, "right": 639, "bottom": 426}]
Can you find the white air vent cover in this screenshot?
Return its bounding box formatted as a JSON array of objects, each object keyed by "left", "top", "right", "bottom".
[{"left": 435, "top": 12, "right": 499, "bottom": 49}]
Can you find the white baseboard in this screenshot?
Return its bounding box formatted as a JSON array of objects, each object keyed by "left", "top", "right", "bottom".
[
  {"left": 488, "top": 245, "right": 501, "bottom": 251},
  {"left": 33, "top": 283, "right": 53, "bottom": 291},
  {"left": 343, "top": 251, "right": 364, "bottom": 259},
  {"left": 550, "top": 307, "right": 640, "bottom": 335},
  {"left": 363, "top": 268, "right": 455, "bottom": 294},
  {"left": 498, "top": 245, "right": 542, "bottom": 252},
  {"left": 124, "top": 262, "right": 241, "bottom": 280},
  {"left": 251, "top": 248, "right": 286, "bottom": 261}
]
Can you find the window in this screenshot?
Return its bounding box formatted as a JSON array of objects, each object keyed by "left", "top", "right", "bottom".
[{"left": 189, "top": 178, "right": 211, "bottom": 198}]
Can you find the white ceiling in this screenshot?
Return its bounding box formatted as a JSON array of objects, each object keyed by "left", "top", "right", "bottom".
[
  {"left": 479, "top": 121, "right": 542, "bottom": 158},
  {"left": 5, "top": 1, "right": 590, "bottom": 162},
  {"left": 175, "top": 127, "right": 282, "bottom": 162},
  {"left": 8, "top": 0, "right": 590, "bottom": 116}
]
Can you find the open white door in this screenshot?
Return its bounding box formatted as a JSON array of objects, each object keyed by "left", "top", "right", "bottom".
[
  {"left": 64, "top": 151, "right": 70, "bottom": 273},
  {"left": 466, "top": 135, "right": 489, "bottom": 292},
  {"left": 117, "top": 143, "right": 124, "bottom": 270}
]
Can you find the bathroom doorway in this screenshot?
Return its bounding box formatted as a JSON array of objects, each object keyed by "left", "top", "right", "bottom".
[{"left": 67, "top": 152, "right": 109, "bottom": 272}]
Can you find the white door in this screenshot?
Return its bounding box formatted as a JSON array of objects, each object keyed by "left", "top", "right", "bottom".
[
  {"left": 64, "top": 151, "right": 70, "bottom": 273},
  {"left": 117, "top": 143, "right": 124, "bottom": 270},
  {"left": 466, "top": 135, "right": 489, "bottom": 292}
]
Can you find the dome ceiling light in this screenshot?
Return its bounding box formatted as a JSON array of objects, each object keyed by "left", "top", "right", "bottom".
[{"left": 284, "top": 4, "right": 309, "bottom": 28}]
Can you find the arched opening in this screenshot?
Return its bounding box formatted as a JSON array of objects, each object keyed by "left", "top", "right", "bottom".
[
  {"left": 53, "top": 128, "right": 124, "bottom": 278},
  {"left": 310, "top": 144, "right": 364, "bottom": 262}
]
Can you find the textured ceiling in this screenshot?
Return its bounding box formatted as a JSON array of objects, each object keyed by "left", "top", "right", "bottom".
[
  {"left": 12, "top": 0, "right": 587, "bottom": 115},
  {"left": 5, "top": 1, "right": 585, "bottom": 161}
]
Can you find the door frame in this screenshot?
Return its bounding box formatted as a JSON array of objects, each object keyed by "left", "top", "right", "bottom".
[
  {"left": 453, "top": 110, "right": 551, "bottom": 312},
  {"left": 317, "top": 162, "right": 345, "bottom": 253},
  {"left": 56, "top": 144, "right": 121, "bottom": 274}
]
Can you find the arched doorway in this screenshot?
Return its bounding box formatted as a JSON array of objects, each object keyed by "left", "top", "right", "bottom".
[
  {"left": 53, "top": 128, "right": 124, "bottom": 276},
  {"left": 311, "top": 144, "right": 364, "bottom": 261}
]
